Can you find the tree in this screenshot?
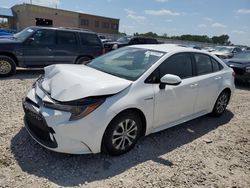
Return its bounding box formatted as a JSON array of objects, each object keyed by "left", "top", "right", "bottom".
[
  {"left": 212, "top": 35, "right": 230, "bottom": 45},
  {"left": 131, "top": 31, "right": 231, "bottom": 45}
]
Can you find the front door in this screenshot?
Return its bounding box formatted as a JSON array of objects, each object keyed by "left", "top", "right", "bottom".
[
  {"left": 152, "top": 53, "right": 198, "bottom": 129},
  {"left": 23, "top": 29, "right": 56, "bottom": 66}
]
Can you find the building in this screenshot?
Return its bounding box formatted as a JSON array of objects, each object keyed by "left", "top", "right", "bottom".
[{"left": 1, "top": 4, "right": 119, "bottom": 34}]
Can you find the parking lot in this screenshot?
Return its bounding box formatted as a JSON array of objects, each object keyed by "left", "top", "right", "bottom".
[{"left": 0, "top": 69, "right": 249, "bottom": 187}]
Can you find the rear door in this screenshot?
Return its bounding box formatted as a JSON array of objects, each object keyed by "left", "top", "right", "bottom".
[
  {"left": 52, "top": 30, "right": 79, "bottom": 64},
  {"left": 193, "top": 53, "right": 223, "bottom": 114},
  {"left": 23, "top": 29, "right": 56, "bottom": 66}
]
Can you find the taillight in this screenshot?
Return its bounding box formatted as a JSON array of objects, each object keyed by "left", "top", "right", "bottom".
[
  {"left": 102, "top": 48, "right": 106, "bottom": 54},
  {"left": 232, "top": 71, "right": 235, "bottom": 77},
  {"left": 99, "top": 48, "right": 105, "bottom": 55}
]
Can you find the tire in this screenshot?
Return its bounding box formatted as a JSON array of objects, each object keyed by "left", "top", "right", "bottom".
[
  {"left": 103, "top": 111, "right": 142, "bottom": 156},
  {"left": 0, "top": 56, "right": 16, "bottom": 77},
  {"left": 211, "top": 91, "right": 230, "bottom": 117},
  {"left": 75, "top": 56, "right": 92, "bottom": 65}
]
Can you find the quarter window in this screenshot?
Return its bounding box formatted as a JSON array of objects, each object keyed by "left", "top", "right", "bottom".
[
  {"left": 159, "top": 53, "right": 193, "bottom": 79},
  {"left": 211, "top": 58, "right": 223, "bottom": 72},
  {"left": 194, "top": 54, "right": 213, "bottom": 75}
]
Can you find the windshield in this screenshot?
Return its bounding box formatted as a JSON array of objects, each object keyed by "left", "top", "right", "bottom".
[
  {"left": 117, "top": 36, "right": 131, "bottom": 43},
  {"left": 215, "top": 47, "right": 233, "bottom": 53},
  {"left": 233, "top": 52, "right": 250, "bottom": 59},
  {"left": 13, "top": 28, "right": 34, "bottom": 41},
  {"left": 87, "top": 47, "right": 165, "bottom": 81}
]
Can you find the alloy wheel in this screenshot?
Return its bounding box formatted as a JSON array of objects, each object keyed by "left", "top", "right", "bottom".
[
  {"left": 216, "top": 93, "right": 228, "bottom": 114},
  {"left": 111, "top": 119, "right": 138, "bottom": 150},
  {"left": 0, "top": 60, "right": 11, "bottom": 74}
]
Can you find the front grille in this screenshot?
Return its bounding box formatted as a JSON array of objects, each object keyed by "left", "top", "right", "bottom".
[{"left": 23, "top": 99, "right": 57, "bottom": 148}]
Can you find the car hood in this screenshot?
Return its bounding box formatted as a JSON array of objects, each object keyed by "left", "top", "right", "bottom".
[
  {"left": 212, "top": 51, "right": 232, "bottom": 56},
  {"left": 0, "top": 38, "right": 20, "bottom": 43},
  {"left": 41, "top": 64, "right": 132, "bottom": 102},
  {"left": 225, "top": 58, "right": 250, "bottom": 67},
  {"left": 105, "top": 41, "right": 128, "bottom": 45}
]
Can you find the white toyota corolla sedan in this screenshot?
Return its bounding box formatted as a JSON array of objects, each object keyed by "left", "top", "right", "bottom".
[{"left": 23, "top": 44, "right": 235, "bottom": 155}]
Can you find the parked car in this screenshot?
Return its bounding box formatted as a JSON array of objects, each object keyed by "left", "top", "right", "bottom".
[
  {"left": 202, "top": 47, "right": 215, "bottom": 52},
  {"left": 0, "top": 28, "right": 15, "bottom": 39},
  {"left": 104, "top": 36, "right": 158, "bottom": 52},
  {"left": 98, "top": 35, "right": 112, "bottom": 43},
  {"left": 224, "top": 50, "right": 250, "bottom": 83},
  {"left": 23, "top": 44, "right": 235, "bottom": 155},
  {"left": 0, "top": 26, "right": 104, "bottom": 77},
  {"left": 178, "top": 44, "right": 201, "bottom": 50},
  {"left": 211, "top": 46, "right": 242, "bottom": 59}
]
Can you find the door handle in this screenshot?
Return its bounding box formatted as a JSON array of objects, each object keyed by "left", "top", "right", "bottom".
[
  {"left": 190, "top": 83, "right": 198, "bottom": 88},
  {"left": 214, "top": 76, "right": 222, "bottom": 80},
  {"left": 46, "top": 47, "right": 52, "bottom": 51}
]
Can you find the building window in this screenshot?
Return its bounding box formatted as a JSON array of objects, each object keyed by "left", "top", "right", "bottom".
[
  {"left": 81, "top": 19, "right": 89, "bottom": 26},
  {"left": 95, "top": 21, "right": 99, "bottom": 28},
  {"left": 35, "top": 18, "right": 53, "bottom": 26},
  {"left": 102, "top": 22, "right": 109, "bottom": 29},
  {"left": 111, "top": 23, "right": 118, "bottom": 30}
]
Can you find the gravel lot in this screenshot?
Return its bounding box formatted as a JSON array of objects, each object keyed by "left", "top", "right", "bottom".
[{"left": 0, "top": 69, "right": 250, "bottom": 188}]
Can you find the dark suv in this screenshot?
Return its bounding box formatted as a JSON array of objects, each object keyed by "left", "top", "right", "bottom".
[
  {"left": 104, "top": 36, "right": 158, "bottom": 52},
  {"left": 0, "top": 26, "right": 104, "bottom": 77}
]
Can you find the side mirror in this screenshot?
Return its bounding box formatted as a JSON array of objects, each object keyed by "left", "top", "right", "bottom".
[
  {"left": 27, "top": 37, "right": 35, "bottom": 44},
  {"left": 159, "top": 74, "right": 182, "bottom": 89}
]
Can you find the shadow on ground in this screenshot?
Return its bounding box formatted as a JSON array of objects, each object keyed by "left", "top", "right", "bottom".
[
  {"left": 11, "top": 110, "right": 234, "bottom": 186},
  {"left": 1, "top": 68, "right": 43, "bottom": 80}
]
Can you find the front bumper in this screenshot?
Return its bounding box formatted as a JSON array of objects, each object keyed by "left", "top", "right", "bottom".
[
  {"left": 23, "top": 96, "right": 93, "bottom": 154},
  {"left": 235, "top": 73, "right": 250, "bottom": 83},
  {"left": 23, "top": 98, "right": 58, "bottom": 149},
  {"left": 230, "top": 67, "right": 250, "bottom": 83}
]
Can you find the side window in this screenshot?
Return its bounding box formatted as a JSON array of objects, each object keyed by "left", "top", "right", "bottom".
[
  {"left": 194, "top": 53, "right": 213, "bottom": 75},
  {"left": 31, "top": 30, "right": 56, "bottom": 45},
  {"left": 211, "top": 58, "right": 223, "bottom": 72},
  {"left": 57, "top": 31, "right": 77, "bottom": 45},
  {"left": 159, "top": 53, "right": 193, "bottom": 79},
  {"left": 80, "top": 33, "right": 101, "bottom": 46}
]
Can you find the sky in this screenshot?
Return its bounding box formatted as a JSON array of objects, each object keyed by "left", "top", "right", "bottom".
[{"left": 1, "top": 0, "right": 250, "bottom": 45}]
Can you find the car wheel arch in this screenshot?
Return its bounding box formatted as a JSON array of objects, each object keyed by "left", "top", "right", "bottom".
[
  {"left": 101, "top": 108, "right": 147, "bottom": 153},
  {"left": 75, "top": 55, "right": 93, "bottom": 64},
  {"left": 0, "top": 52, "right": 19, "bottom": 66},
  {"left": 219, "top": 88, "right": 231, "bottom": 102}
]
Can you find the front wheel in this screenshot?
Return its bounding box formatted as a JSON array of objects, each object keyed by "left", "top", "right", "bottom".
[
  {"left": 103, "top": 111, "right": 142, "bottom": 156},
  {"left": 211, "top": 91, "right": 230, "bottom": 117},
  {"left": 75, "top": 56, "right": 92, "bottom": 65},
  {"left": 0, "top": 56, "right": 16, "bottom": 77}
]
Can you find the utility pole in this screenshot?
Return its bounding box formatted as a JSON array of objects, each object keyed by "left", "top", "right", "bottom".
[{"left": 30, "top": 0, "right": 32, "bottom": 4}]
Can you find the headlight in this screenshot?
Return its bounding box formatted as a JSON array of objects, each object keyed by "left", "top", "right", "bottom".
[
  {"left": 32, "top": 74, "right": 44, "bottom": 88},
  {"left": 112, "top": 44, "right": 118, "bottom": 49},
  {"left": 246, "top": 67, "right": 250, "bottom": 73},
  {"left": 44, "top": 98, "right": 105, "bottom": 121}
]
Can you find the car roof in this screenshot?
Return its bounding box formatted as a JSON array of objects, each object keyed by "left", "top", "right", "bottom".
[
  {"left": 27, "top": 26, "right": 96, "bottom": 34},
  {"left": 128, "top": 44, "right": 205, "bottom": 54}
]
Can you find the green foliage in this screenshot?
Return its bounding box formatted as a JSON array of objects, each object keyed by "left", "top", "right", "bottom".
[
  {"left": 133, "top": 32, "right": 231, "bottom": 45},
  {"left": 211, "top": 35, "right": 230, "bottom": 45}
]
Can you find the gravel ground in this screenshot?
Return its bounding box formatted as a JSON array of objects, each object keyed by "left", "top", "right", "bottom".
[{"left": 0, "top": 69, "right": 250, "bottom": 188}]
